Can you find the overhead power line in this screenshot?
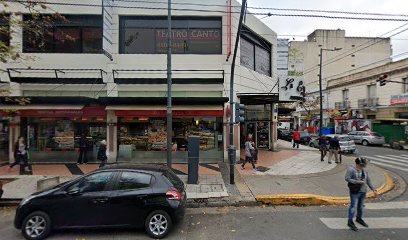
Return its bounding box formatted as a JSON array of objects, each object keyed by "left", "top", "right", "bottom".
[{"left": 3, "top": 0, "right": 408, "bottom": 22}]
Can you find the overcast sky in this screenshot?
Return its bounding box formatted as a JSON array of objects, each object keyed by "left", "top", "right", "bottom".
[{"left": 245, "top": 0, "right": 408, "bottom": 60}]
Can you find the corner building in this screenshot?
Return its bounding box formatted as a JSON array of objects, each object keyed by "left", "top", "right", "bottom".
[{"left": 0, "top": 0, "right": 278, "bottom": 164}]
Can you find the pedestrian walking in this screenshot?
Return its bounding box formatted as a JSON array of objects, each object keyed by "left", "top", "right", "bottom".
[
  {"left": 98, "top": 140, "right": 108, "bottom": 168},
  {"left": 327, "top": 135, "right": 340, "bottom": 164},
  {"left": 241, "top": 134, "right": 257, "bottom": 171},
  {"left": 77, "top": 134, "right": 88, "bottom": 164},
  {"left": 0, "top": 181, "right": 3, "bottom": 199},
  {"left": 8, "top": 137, "right": 28, "bottom": 175},
  {"left": 318, "top": 135, "right": 328, "bottom": 161},
  {"left": 345, "top": 157, "right": 378, "bottom": 231},
  {"left": 292, "top": 130, "right": 300, "bottom": 148}
]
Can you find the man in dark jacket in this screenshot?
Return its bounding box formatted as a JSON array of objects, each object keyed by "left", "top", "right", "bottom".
[
  {"left": 98, "top": 140, "right": 108, "bottom": 168},
  {"left": 77, "top": 135, "right": 88, "bottom": 164},
  {"left": 327, "top": 136, "right": 340, "bottom": 164},
  {"left": 318, "top": 135, "right": 328, "bottom": 161},
  {"left": 345, "top": 158, "right": 377, "bottom": 231}
]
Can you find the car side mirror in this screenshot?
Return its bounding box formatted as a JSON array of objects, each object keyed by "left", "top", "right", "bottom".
[{"left": 67, "top": 187, "right": 81, "bottom": 196}]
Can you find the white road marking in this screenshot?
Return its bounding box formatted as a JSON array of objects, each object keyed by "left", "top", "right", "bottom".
[
  {"left": 364, "top": 156, "right": 408, "bottom": 168},
  {"left": 368, "top": 161, "right": 408, "bottom": 172},
  {"left": 376, "top": 155, "right": 408, "bottom": 162},
  {"left": 365, "top": 201, "right": 408, "bottom": 210},
  {"left": 320, "top": 217, "right": 408, "bottom": 229}
]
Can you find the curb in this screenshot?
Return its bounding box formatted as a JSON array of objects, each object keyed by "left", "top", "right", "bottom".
[{"left": 255, "top": 172, "right": 395, "bottom": 206}]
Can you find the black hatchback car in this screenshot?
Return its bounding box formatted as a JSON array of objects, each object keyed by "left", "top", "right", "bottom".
[{"left": 14, "top": 164, "right": 186, "bottom": 240}]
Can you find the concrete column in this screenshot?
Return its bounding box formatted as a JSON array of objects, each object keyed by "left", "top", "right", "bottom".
[
  {"left": 270, "top": 103, "right": 278, "bottom": 151},
  {"left": 106, "top": 110, "right": 117, "bottom": 163},
  {"left": 8, "top": 116, "right": 20, "bottom": 163}
]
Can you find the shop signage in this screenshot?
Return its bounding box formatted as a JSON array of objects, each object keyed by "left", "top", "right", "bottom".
[
  {"left": 20, "top": 106, "right": 106, "bottom": 117},
  {"left": 390, "top": 93, "right": 408, "bottom": 105},
  {"left": 278, "top": 76, "right": 305, "bottom": 101},
  {"left": 115, "top": 110, "right": 224, "bottom": 117}
]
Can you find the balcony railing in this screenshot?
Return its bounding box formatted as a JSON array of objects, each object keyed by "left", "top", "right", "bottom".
[
  {"left": 358, "top": 97, "right": 379, "bottom": 108},
  {"left": 334, "top": 101, "right": 351, "bottom": 109}
]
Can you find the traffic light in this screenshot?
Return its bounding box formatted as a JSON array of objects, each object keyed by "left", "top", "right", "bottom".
[
  {"left": 378, "top": 74, "right": 388, "bottom": 86},
  {"left": 235, "top": 103, "right": 245, "bottom": 123}
]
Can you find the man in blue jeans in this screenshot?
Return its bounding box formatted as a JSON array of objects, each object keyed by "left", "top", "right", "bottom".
[{"left": 345, "top": 158, "right": 378, "bottom": 231}]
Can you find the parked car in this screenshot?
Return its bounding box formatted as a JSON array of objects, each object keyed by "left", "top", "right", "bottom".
[
  {"left": 309, "top": 134, "right": 356, "bottom": 153},
  {"left": 348, "top": 131, "right": 385, "bottom": 146},
  {"left": 299, "top": 131, "right": 312, "bottom": 145},
  {"left": 278, "top": 129, "right": 292, "bottom": 141},
  {"left": 14, "top": 164, "right": 186, "bottom": 240},
  {"left": 280, "top": 131, "right": 311, "bottom": 144}
]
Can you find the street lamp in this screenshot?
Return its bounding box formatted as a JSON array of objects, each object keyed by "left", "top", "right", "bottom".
[{"left": 318, "top": 47, "right": 342, "bottom": 136}]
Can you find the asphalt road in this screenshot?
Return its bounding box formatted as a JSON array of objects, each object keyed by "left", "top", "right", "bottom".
[
  {"left": 1, "top": 204, "right": 408, "bottom": 240},
  {"left": 351, "top": 144, "right": 408, "bottom": 201}
]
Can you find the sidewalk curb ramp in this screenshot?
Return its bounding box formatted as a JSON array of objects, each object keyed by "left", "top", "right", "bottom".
[{"left": 255, "top": 173, "right": 395, "bottom": 206}]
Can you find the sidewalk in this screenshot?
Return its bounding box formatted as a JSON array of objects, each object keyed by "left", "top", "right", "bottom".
[
  {"left": 235, "top": 140, "right": 400, "bottom": 205},
  {"left": 0, "top": 163, "right": 229, "bottom": 205}
]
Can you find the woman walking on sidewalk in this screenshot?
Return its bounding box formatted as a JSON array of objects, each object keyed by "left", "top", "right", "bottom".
[
  {"left": 8, "top": 137, "right": 28, "bottom": 175},
  {"left": 241, "top": 134, "right": 257, "bottom": 171}
]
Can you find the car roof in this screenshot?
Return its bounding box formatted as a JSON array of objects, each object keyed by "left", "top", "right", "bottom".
[
  {"left": 326, "top": 134, "right": 349, "bottom": 137},
  {"left": 96, "top": 164, "right": 170, "bottom": 174}
]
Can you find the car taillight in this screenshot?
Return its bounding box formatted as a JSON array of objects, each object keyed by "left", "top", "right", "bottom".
[{"left": 166, "top": 190, "right": 181, "bottom": 201}]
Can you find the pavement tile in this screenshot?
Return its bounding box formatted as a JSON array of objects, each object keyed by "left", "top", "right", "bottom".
[{"left": 32, "top": 164, "right": 72, "bottom": 176}]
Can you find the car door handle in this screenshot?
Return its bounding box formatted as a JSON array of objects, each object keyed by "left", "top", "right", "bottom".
[{"left": 92, "top": 198, "right": 109, "bottom": 204}]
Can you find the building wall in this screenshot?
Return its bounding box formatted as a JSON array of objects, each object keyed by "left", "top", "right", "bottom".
[
  {"left": 0, "top": 0, "right": 278, "bottom": 100},
  {"left": 327, "top": 58, "right": 408, "bottom": 119},
  {"left": 289, "top": 29, "right": 392, "bottom": 94}
]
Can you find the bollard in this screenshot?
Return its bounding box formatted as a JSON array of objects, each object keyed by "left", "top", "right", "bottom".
[{"left": 187, "top": 136, "right": 200, "bottom": 184}]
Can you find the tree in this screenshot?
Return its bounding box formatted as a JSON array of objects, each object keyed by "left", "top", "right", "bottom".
[
  {"left": 296, "top": 96, "right": 321, "bottom": 129},
  {"left": 0, "top": 0, "right": 67, "bottom": 103}
]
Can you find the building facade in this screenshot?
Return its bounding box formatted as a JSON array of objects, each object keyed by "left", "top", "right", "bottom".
[
  {"left": 288, "top": 29, "right": 392, "bottom": 128},
  {"left": 0, "top": 0, "right": 278, "bottom": 164},
  {"left": 327, "top": 58, "right": 408, "bottom": 143}
]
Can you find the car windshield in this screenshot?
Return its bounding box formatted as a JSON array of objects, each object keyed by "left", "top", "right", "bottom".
[
  {"left": 163, "top": 170, "right": 184, "bottom": 191},
  {"left": 300, "top": 132, "right": 309, "bottom": 137},
  {"left": 372, "top": 132, "right": 382, "bottom": 137}
]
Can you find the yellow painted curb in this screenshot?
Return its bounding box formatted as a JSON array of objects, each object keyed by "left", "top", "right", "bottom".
[{"left": 255, "top": 173, "right": 395, "bottom": 206}]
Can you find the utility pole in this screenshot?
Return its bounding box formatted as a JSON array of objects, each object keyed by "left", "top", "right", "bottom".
[
  {"left": 229, "top": 0, "right": 247, "bottom": 184},
  {"left": 166, "top": 0, "right": 172, "bottom": 167},
  {"left": 318, "top": 48, "right": 323, "bottom": 138},
  {"left": 318, "top": 47, "right": 341, "bottom": 161}
]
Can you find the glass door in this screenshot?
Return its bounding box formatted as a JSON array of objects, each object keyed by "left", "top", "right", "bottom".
[{"left": 256, "top": 122, "right": 269, "bottom": 149}]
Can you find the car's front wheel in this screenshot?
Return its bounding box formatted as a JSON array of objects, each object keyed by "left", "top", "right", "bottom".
[
  {"left": 145, "top": 210, "right": 172, "bottom": 239},
  {"left": 21, "top": 211, "right": 52, "bottom": 240},
  {"left": 362, "top": 140, "right": 369, "bottom": 146}
]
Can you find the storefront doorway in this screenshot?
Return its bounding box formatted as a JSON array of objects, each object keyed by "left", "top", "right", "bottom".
[{"left": 0, "top": 119, "right": 9, "bottom": 162}]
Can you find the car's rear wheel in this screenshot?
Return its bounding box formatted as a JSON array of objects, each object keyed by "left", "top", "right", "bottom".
[
  {"left": 21, "top": 211, "right": 51, "bottom": 240},
  {"left": 362, "top": 140, "right": 369, "bottom": 146},
  {"left": 145, "top": 210, "right": 172, "bottom": 239}
]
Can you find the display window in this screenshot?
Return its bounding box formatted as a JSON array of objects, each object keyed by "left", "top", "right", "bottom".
[
  {"left": 22, "top": 117, "right": 106, "bottom": 162},
  {"left": 117, "top": 117, "right": 223, "bottom": 163},
  {"left": 0, "top": 119, "right": 9, "bottom": 161}
]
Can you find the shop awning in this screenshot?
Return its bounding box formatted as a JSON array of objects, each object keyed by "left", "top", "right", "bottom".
[
  {"left": 0, "top": 105, "right": 84, "bottom": 110},
  {"left": 105, "top": 105, "right": 223, "bottom": 111},
  {"left": 237, "top": 93, "right": 280, "bottom": 105}
]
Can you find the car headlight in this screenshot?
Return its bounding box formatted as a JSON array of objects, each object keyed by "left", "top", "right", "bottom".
[{"left": 20, "top": 196, "right": 35, "bottom": 206}]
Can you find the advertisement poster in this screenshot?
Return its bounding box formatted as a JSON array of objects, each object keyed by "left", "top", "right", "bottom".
[
  {"left": 335, "top": 120, "right": 372, "bottom": 134},
  {"left": 148, "top": 120, "right": 167, "bottom": 150},
  {"left": 55, "top": 121, "right": 75, "bottom": 149}
]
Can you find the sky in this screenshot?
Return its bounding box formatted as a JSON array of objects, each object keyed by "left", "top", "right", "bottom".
[{"left": 244, "top": 0, "right": 408, "bottom": 60}]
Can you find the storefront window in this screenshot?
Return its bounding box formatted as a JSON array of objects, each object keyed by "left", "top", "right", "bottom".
[
  {"left": 24, "top": 117, "right": 106, "bottom": 162},
  {"left": 118, "top": 117, "right": 223, "bottom": 163}
]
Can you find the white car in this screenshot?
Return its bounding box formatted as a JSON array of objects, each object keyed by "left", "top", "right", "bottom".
[
  {"left": 348, "top": 131, "right": 385, "bottom": 146},
  {"left": 309, "top": 134, "right": 356, "bottom": 153}
]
